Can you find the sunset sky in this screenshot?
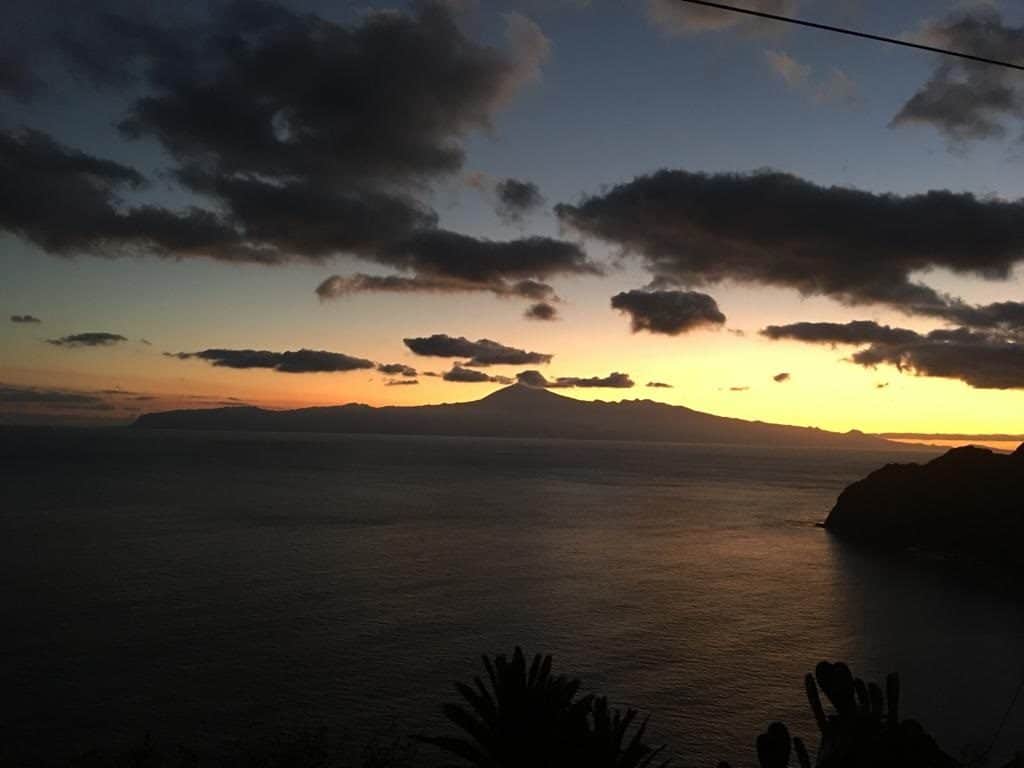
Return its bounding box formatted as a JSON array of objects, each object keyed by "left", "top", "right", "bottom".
[{"left": 3, "top": 0, "right": 1024, "bottom": 435}]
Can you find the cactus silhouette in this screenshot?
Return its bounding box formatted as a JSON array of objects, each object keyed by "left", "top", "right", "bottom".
[{"left": 718, "top": 661, "right": 962, "bottom": 768}]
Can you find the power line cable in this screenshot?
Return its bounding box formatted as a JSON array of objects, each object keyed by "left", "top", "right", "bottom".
[{"left": 674, "top": 0, "right": 1024, "bottom": 72}]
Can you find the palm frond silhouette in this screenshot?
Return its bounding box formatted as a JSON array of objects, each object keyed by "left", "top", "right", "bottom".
[{"left": 419, "top": 647, "right": 668, "bottom": 767}]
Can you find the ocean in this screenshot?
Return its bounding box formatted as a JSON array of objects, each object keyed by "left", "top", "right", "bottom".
[{"left": 2, "top": 428, "right": 1023, "bottom": 765}]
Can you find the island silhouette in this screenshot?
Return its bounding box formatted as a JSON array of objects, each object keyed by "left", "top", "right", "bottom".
[
  {"left": 826, "top": 442, "right": 1024, "bottom": 570},
  {"left": 134, "top": 383, "right": 896, "bottom": 448}
]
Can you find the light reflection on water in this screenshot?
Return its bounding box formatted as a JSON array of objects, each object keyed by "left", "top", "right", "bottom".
[{"left": 2, "top": 429, "right": 1022, "bottom": 765}]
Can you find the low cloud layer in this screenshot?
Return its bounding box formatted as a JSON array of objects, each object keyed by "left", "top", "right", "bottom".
[
  {"left": 403, "top": 334, "right": 552, "bottom": 367},
  {"left": 611, "top": 289, "right": 726, "bottom": 335},
  {"left": 168, "top": 348, "right": 375, "bottom": 374},
  {"left": 0, "top": 383, "right": 109, "bottom": 407},
  {"left": 10, "top": 314, "right": 41, "bottom": 323},
  {"left": 557, "top": 169, "right": 1024, "bottom": 320},
  {"left": 47, "top": 332, "right": 127, "bottom": 347},
  {"left": 892, "top": 9, "right": 1024, "bottom": 146},
  {"left": 516, "top": 370, "right": 634, "bottom": 388},
  {"left": 763, "top": 320, "right": 1024, "bottom": 389}
]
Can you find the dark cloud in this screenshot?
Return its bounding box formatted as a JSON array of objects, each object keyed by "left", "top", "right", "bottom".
[
  {"left": 930, "top": 300, "right": 1024, "bottom": 333},
  {"left": 646, "top": 381, "right": 673, "bottom": 388},
  {"left": 315, "top": 273, "right": 559, "bottom": 302},
  {"left": 876, "top": 382, "right": 890, "bottom": 389},
  {"left": 0, "top": 128, "right": 256, "bottom": 261},
  {"left": 760, "top": 321, "right": 921, "bottom": 346},
  {"left": 377, "top": 363, "right": 418, "bottom": 378},
  {"left": 524, "top": 302, "right": 558, "bottom": 321},
  {"left": 442, "top": 365, "right": 512, "bottom": 384},
  {"left": 892, "top": 9, "right": 1024, "bottom": 145},
  {"left": 773, "top": 372, "right": 791, "bottom": 383},
  {"left": 10, "top": 314, "right": 41, "bottom": 323},
  {"left": 168, "top": 348, "right": 375, "bottom": 374},
  {"left": 849, "top": 329, "right": 1024, "bottom": 390},
  {"left": 556, "top": 169, "right": 1024, "bottom": 318},
  {"left": 47, "top": 332, "right": 127, "bottom": 347},
  {"left": 495, "top": 178, "right": 544, "bottom": 224},
  {"left": 1, "top": 1, "right": 572, "bottom": 280},
  {"left": 0, "top": 53, "right": 42, "bottom": 102},
  {"left": 377, "top": 231, "right": 597, "bottom": 286},
  {"left": 763, "top": 320, "right": 1024, "bottom": 390},
  {"left": 403, "top": 334, "right": 552, "bottom": 367},
  {"left": 385, "top": 379, "right": 419, "bottom": 386},
  {"left": 611, "top": 289, "right": 726, "bottom": 335},
  {"left": 516, "top": 370, "right": 634, "bottom": 389}
]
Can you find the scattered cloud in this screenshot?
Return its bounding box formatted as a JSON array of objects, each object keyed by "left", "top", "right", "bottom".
[
  {"left": 892, "top": 8, "right": 1024, "bottom": 146},
  {"left": 377, "top": 363, "right": 418, "bottom": 378},
  {"left": 516, "top": 370, "right": 634, "bottom": 388},
  {"left": 765, "top": 50, "right": 810, "bottom": 88},
  {"left": 385, "top": 379, "right": 419, "bottom": 386},
  {"left": 167, "top": 348, "right": 375, "bottom": 374},
  {"left": 557, "top": 169, "right": 1024, "bottom": 320},
  {"left": 729, "top": 386, "right": 751, "bottom": 392},
  {"left": 646, "top": 0, "right": 799, "bottom": 36},
  {"left": 495, "top": 178, "right": 545, "bottom": 224},
  {"left": 403, "top": 334, "right": 552, "bottom": 366},
  {"left": 524, "top": 301, "right": 559, "bottom": 321},
  {"left": 611, "top": 288, "right": 726, "bottom": 335},
  {"left": 10, "top": 314, "right": 41, "bottom": 323},
  {"left": 765, "top": 50, "right": 858, "bottom": 106},
  {"left": 773, "top": 372, "right": 791, "bottom": 382},
  {"left": 47, "top": 332, "right": 127, "bottom": 347},
  {"left": 647, "top": 381, "right": 673, "bottom": 388},
  {"left": 442, "top": 365, "right": 513, "bottom": 384}
]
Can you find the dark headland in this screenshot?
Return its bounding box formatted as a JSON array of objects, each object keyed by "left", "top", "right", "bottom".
[
  {"left": 826, "top": 443, "right": 1024, "bottom": 570},
  {"left": 134, "top": 383, "right": 898, "bottom": 448}
]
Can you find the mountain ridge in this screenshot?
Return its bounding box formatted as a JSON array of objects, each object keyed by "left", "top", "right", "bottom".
[{"left": 133, "top": 383, "right": 900, "bottom": 448}]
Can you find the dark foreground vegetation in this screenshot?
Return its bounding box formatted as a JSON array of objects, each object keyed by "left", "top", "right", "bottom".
[{"left": 26, "top": 649, "right": 1021, "bottom": 768}]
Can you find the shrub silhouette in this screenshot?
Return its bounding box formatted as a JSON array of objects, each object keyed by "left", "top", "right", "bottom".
[{"left": 418, "top": 647, "right": 668, "bottom": 767}]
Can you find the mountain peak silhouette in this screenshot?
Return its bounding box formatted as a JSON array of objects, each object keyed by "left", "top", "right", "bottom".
[{"left": 477, "top": 383, "right": 572, "bottom": 408}]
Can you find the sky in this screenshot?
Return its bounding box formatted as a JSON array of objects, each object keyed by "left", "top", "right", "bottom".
[{"left": 3, "top": 0, "right": 1024, "bottom": 435}]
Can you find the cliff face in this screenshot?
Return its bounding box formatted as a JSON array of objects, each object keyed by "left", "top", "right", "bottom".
[
  {"left": 133, "top": 384, "right": 896, "bottom": 448},
  {"left": 825, "top": 444, "right": 1024, "bottom": 566}
]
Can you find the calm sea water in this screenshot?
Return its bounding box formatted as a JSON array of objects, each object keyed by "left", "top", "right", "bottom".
[{"left": 2, "top": 429, "right": 1023, "bottom": 765}]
